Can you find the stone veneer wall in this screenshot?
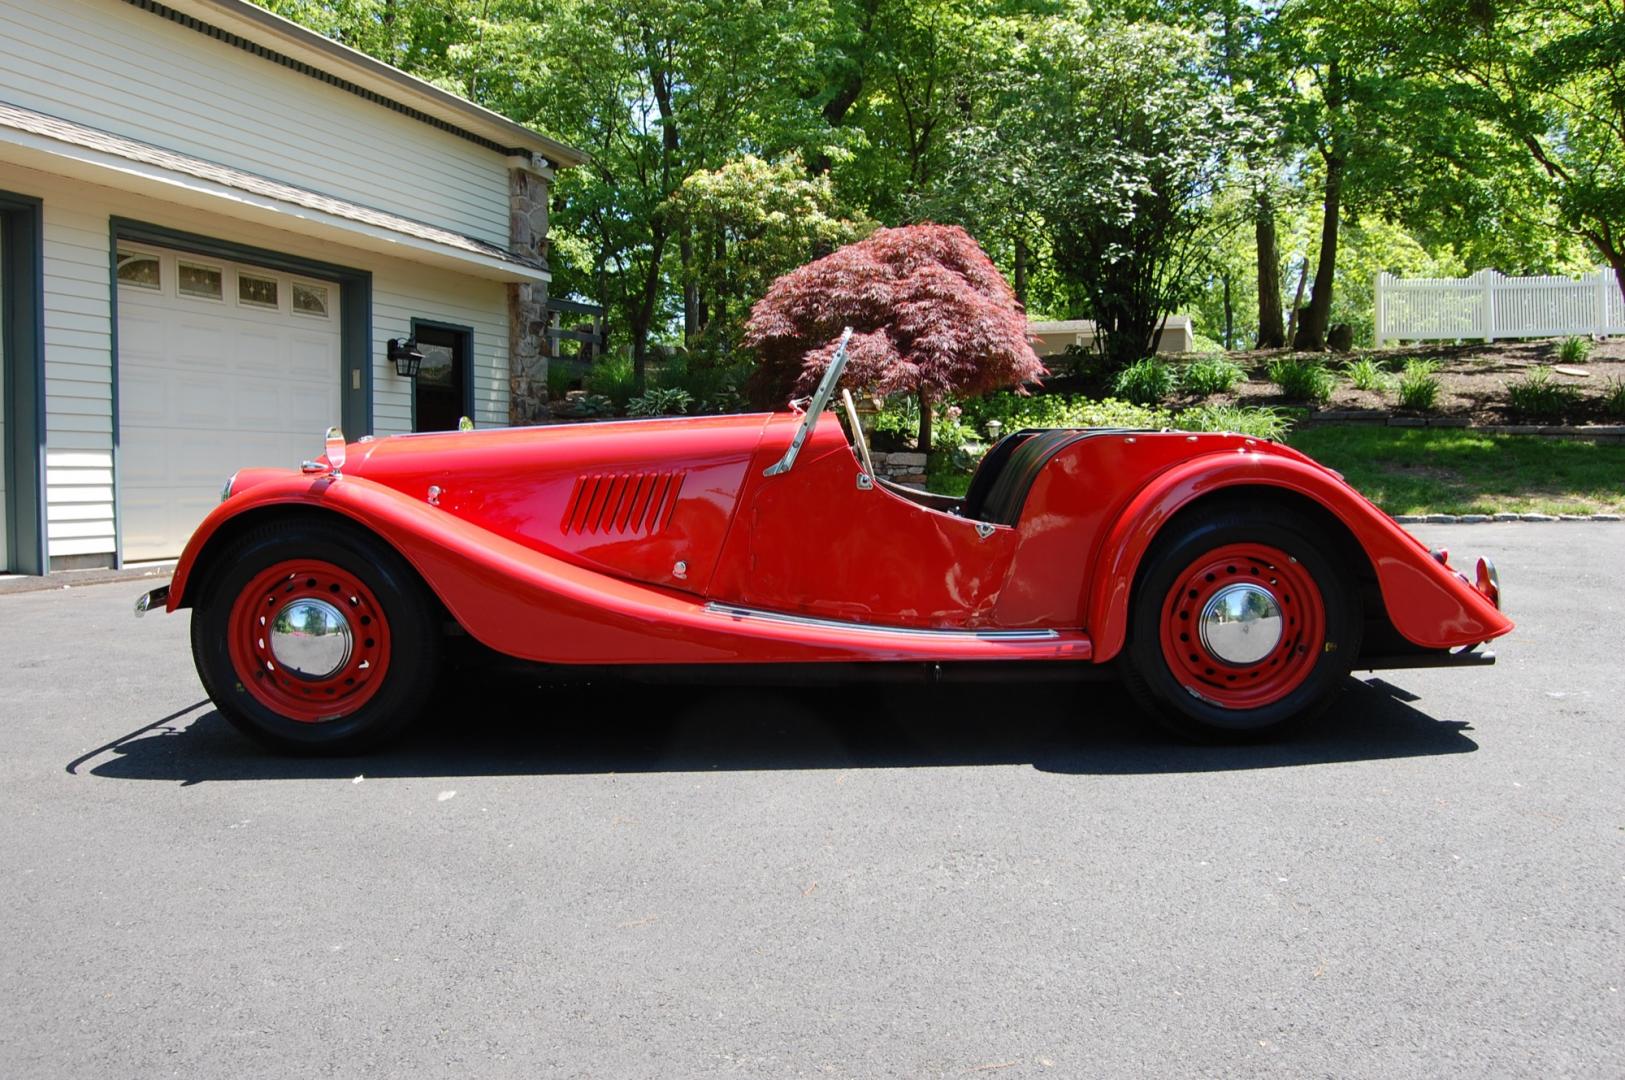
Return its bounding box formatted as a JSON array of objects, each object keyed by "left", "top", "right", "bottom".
[
  {"left": 868, "top": 451, "right": 929, "bottom": 488},
  {"left": 507, "top": 161, "right": 552, "bottom": 424}
]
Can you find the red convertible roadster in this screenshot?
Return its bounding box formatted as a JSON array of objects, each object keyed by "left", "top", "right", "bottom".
[{"left": 138, "top": 332, "right": 1511, "bottom": 753}]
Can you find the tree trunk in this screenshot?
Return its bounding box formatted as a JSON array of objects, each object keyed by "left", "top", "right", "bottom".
[
  {"left": 1255, "top": 191, "right": 1286, "bottom": 348},
  {"left": 1295, "top": 59, "right": 1345, "bottom": 352},
  {"left": 1013, "top": 235, "right": 1028, "bottom": 307},
  {"left": 1294, "top": 151, "right": 1342, "bottom": 351},
  {"left": 631, "top": 227, "right": 668, "bottom": 381},
  {"left": 680, "top": 225, "right": 698, "bottom": 345},
  {"left": 1222, "top": 273, "right": 1234, "bottom": 350},
  {"left": 916, "top": 387, "right": 933, "bottom": 455},
  {"left": 1285, "top": 259, "right": 1309, "bottom": 346}
]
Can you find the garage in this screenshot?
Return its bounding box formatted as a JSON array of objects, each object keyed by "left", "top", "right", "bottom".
[{"left": 116, "top": 244, "right": 342, "bottom": 561}]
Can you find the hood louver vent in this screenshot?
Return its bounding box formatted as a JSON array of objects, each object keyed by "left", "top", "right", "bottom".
[{"left": 563, "top": 471, "right": 685, "bottom": 536}]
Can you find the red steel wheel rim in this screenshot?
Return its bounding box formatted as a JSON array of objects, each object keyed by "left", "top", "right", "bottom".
[
  {"left": 226, "top": 560, "right": 392, "bottom": 723},
  {"left": 1159, "top": 543, "right": 1326, "bottom": 710}
]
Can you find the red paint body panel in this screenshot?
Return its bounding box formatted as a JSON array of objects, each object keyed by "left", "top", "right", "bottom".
[
  {"left": 167, "top": 471, "right": 1091, "bottom": 664},
  {"left": 710, "top": 414, "right": 1020, "bottom": 628},
  {"left": 166, "top": 415, "right": 1511, "bottom": 667}
]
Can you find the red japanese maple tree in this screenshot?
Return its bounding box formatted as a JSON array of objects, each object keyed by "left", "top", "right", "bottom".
[{"left": 744, "top": 224, "right": 1044, "bottom": 452}]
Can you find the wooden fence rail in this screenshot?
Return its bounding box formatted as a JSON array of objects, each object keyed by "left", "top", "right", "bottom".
[{"left": 1375, "top": 269, "right": 1625, "bottom": 345}]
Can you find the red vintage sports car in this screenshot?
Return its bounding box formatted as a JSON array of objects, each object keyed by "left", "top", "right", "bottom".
[{"left": 137, "top": 331, "right": 1510, "bottom": 753}]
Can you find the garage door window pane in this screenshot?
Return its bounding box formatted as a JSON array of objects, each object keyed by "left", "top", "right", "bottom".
[
  {"left": 117, "top": 250, "right": 160, "bottom": 289},
  {"left": 178, "top": 262, "right": 222, "bottom": 300},
  {"left": 238, "top": 273, "right": 279, "bottom": 309},
  {"left": 292, "top": 283, "right": 329, "bottom": 317}
]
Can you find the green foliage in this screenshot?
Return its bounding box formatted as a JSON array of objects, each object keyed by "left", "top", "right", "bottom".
[
  {"left": 1176, "top": 404, "right": 1291, "bottom": 441},
  {"left": 667, "top": 155, "right": 872, "bottom": 349},
  {"left": 586, "top": 355, "right": 638, "bottom": 410},
  {"left": 626, "top": 386, "right": 694, "bottom": 417},
  {"left": 962, "top": 18, "right": 1245, "bottom": 367},
  {"left": 552, "top": 393, "right": 616, "bottom": 419},
  {"left": 1344, "top": 356, "right": 1390, "bottom": 392},
  {"left": 1396, "top": 359, "right": 1442, "bottom": 411},
  {"left": 1186, "top": 333, "right": 1229, "bottom": 355},
  {"left": 1180, "top": 357, "right": 1246, "bottom": 397},
  {"left": 1602, "top": 377, "right": 1625, "bottom": 418},
  {"left": 654, "top": 354, "right": 750, "bottom": 414},
  {"left": 1267, "top": 358, "right": 1335, "bottom": 404},
  {"left": 1557, "top": 336, "right": 1592, "bottom": 364},
  {"left": 1506, "top": 365, "right": 1581, "bottom": 418},
  {"left": 1112, "top": 358, "right": 1177, "bottom": 405},
  {"left": 546, "top": 363, "right": 577, "bottom": 400}
]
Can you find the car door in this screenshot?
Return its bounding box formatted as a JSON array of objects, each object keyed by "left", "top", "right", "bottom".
[{"left": 707, "top": 412, "right": 1020, "bottom": 629}]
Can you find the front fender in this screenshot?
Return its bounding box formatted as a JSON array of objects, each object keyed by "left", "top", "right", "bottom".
[{"left": 1086, "top": 453, "right": 1513, "bottom": 662}]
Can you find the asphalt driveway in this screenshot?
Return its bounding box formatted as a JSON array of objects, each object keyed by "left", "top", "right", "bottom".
[{"left": 2, "top": 524, "right": 1621, "bottom": 1078}]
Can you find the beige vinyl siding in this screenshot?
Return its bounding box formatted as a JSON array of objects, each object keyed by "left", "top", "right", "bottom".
[
  {"left": 371, "top": 267, "right": 510, "bottom": 434},
  {"left": 0, "top": 0, "right": 511, "bottom": 248}
]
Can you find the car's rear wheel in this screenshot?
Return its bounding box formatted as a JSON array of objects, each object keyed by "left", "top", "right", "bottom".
[
  {"left": 190, "top": 519, "right": 440, "bottom": 754},
  {"left": 1120, "top": 508, "right": 1361, "bottom": 740}
]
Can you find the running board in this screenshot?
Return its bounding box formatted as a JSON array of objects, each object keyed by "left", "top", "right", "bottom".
[{"left": 703, "top": 602, "right": 1062, "bottom": 641}]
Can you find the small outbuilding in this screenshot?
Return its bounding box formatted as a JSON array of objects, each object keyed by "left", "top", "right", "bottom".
[{"left": 0, "top": 0, "right": 585, "bottom": 573}]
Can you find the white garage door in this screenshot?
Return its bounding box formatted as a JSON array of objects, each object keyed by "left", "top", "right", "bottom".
[{"left": 117, "top": 245, "right": 342, "bottom": 561}]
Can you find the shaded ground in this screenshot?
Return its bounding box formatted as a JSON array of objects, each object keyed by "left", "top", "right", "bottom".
[{"left": 1286, "top": 427, "right": 1625, "bottom": 515}]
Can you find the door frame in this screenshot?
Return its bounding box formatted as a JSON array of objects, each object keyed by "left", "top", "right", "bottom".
[
  {"left": 109, "top": 219, "right": 372, "bottom": 566},
  {"left": 1, "top": 191, "right": 45, "bottom": 575},
  {"left": 408, "top": 318, "right": 475, "bottom": 432}
]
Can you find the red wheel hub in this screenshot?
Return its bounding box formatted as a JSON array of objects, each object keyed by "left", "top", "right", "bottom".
[
  {"left": 226, "top": 560, "right": 391, "bottom": 723},
  {"left": 1158, "top": 543, "right": 1325, "bottom": 710}
]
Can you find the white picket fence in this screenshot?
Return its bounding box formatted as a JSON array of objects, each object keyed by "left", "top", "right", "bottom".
[{"left": 1374, "top": 269, "right": 1625, "bottom": 345}]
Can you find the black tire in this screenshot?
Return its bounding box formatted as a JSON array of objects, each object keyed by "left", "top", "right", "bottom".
[
  {"left": 1119, "top": 507, "right": 1361, "bottom": 742},
  {"left": 190, "top": 518, "right": 441, "bottom": 754}
]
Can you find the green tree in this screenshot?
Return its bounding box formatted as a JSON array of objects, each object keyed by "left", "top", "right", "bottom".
[
  {"left": 666, "top": 155, "right": 874, "bottom": 351},
  {"left": 972, "top": 17, "right": 1245, "bottom": 367}
]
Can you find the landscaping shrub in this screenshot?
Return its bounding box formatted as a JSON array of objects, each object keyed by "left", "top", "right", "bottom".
[
  {"left": 1111, "top": 357, "right": 1176, "bottom": 405},
  {"left": 1603, "top": 376, "right": 1625, "bottom": 418},
  {"left": 626, "top": 386, "right": 694, "bottom": 417},
  {"left": 546, "top": 363, "right": 577, "bottom": 400},
  {"left": 1506, "top": 365, "right": 1580, "bottom": 418},
  {"left": 1557, "top": 335, "right": 1592, "bottom": 364},
  {"left": 1267, "top": 358, "right": 1334, "bottom": 404},
  {"left": 1175, "top": 403, "right": 1290, "bottom": 441},
  {"left": 1396, "top": 359, "right": 1441, "bottom": 411},
  {"left": 1180, "top": 357, "right": 1245, "bottom": 396},
  {"left": 587, "top": 354, "right": 639, "bottom": 410},
  {"left": 552, "top": 393, "right": 616, "bottom": 419},
  {"left": 1344, "top": 356, "right": 1390, "bottom": 393}
]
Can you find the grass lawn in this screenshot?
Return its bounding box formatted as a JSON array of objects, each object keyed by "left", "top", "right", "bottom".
[
  {"left": 925, "top": 427, "right": 1625, "bottom": 514},
  {"left": 1286, "top": 427, "right": 1625, "bottom": 516}
]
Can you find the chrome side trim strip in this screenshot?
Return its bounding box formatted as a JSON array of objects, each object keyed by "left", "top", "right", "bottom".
[{"left": 703, "top": 602, "right": 1061, "bottom": 641}]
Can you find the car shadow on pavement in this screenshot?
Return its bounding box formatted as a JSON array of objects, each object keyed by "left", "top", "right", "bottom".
[{"left": 70, "top": 675, "right": 1476, "bottom": 784}]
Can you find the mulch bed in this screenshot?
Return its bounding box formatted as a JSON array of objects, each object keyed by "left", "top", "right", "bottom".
[{"left": 1197, "top": 338, "right": 1625, "bottom": 425}]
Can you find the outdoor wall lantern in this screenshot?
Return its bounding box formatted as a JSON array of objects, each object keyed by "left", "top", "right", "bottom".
[{"left": 388, "top": 337, "right": 424, "bottom": 378}]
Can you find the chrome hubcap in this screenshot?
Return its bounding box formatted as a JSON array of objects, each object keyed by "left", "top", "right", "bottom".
[
  {"left": 1198, "top": 583, "right": 1284, "bottom": 666},
  {"left": 268, "top": 598, "right": 353, "bottom": 680}
]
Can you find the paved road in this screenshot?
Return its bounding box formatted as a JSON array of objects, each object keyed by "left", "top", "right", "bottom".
[{"left": 2, "top": 524, "right": 1621, "bottom": 1078}]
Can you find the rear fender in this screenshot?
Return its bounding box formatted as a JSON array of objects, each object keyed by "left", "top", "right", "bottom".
[{"left": 1086, "top": 454, "right": 1512, "bottom": 662}]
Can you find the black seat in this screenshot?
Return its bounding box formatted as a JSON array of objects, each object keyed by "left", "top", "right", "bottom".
[{"left": 964, "top": 429, "right": 1089, "bottom": 526}]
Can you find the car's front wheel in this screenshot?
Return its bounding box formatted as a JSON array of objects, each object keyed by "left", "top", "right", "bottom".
[
  {"left": 190, "top": 519, "right": 440, "bottom": 754},
  {"left": 1120, "top": 508, "right": 1361, "bottom": 740}
]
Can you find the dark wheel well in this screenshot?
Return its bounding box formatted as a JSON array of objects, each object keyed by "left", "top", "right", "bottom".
[
  {"left": 1138, "top": 485, "right": 1400, "bottom": 658},
  {"left": 179, "top": 506, "right": 439, "bottom": 615}
]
